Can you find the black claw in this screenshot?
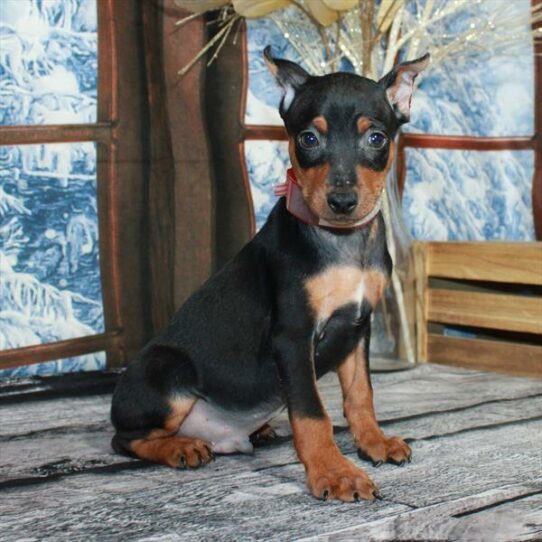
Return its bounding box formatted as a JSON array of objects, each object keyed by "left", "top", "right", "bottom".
[
  {"left": 389, "top": 457, "right": 407, "bottom": 467},
  {"left": 358, "top": 449, "right": 384, "bottom": 467},
  {"left": 357, "top": 449, "right": 372, "bottom": 462},
  {"left": 205, "top": 445, "right": 215, "bottom": 462},
  {"left": 180, "top": 456, "right": 187, "bottom": 468},
  {"left": 373, "top": 489, "right": 383, "bottom": 501},
  {"left": 407, "top": 456, "right": 412, "bottom": 463},
  {"left": 353, "top": 492, "right": 360, "bottom": 502},
  {"left": 322, "top": 490, "right": 329, "bottom": 501}
]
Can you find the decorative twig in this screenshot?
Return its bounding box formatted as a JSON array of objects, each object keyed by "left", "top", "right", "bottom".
[
  {"left": 177, "top": 13, "right": 237, "bottom": 76},
  {"left": 291, "top": 0, "right": 333, "bottom": 66},
  {"left": 332, "top": 14, "right": 342, "bottom": 71},
  {"left": 206, "top": 15, "right": 237, "bottom": 65},
  {"left": 175, "top": 10, "right": 203, "bottom": 27}
]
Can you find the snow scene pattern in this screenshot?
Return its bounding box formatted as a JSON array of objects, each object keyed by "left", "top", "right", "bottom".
[{"left": 0, "top": 0, "right": 105, "bottom": 378}]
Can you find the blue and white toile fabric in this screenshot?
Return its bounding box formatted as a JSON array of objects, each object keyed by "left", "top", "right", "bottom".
[
  {"left": 0, "top": 0, "right": 105, "bottom": 377},
  {"left": 244, "top": 0, "right": 535, "bottom": 240}
]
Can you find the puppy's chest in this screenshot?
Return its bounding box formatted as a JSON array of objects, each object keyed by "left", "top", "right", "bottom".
[{"left": 304, "top": 265, "right": 387, "bottom": 323}]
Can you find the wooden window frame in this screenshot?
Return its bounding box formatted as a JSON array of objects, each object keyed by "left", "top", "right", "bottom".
[{"left": 0, "top": 0, "right": 146, "bottom": 370}]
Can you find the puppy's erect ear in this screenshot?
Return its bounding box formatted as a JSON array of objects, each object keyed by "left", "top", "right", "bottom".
[
  {"left": 379, "top": 53, "right": 430, "bottom": 123},
  {"left": 264, "top": 45, "right": 310, "bottom": 115}
]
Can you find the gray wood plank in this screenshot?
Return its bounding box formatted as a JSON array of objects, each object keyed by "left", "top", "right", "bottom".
[
  {"left": 447, "top": 493, "right": 542, "bottom": 541},
  {"left": 3, "top": 394, "right": 542, "bottom": 486},
  {"left": 1, "top": 417, "right": 540, "bottom": 540},
  {"left": 350, "top": 419, "right": 542, "bottom": 509},
  {"left": 3, "top": 363, "right": 542, "bottom": 439},
  {"left": 0, "top": 395, "right": 111, "bottom": 438},
  {"left": 0, "top": 371, "right": 117, "bottom": 403},
  {"left": 302, "top": 482, "right": 542, "bottom": 541},
  {"left": 268, "top": 419, "right": 542, "bottom": 510},
  {"left": 1, "top": 364, "right": 542, "bottom": 541},
  {"left": 367, "top": 363, "right": 542, "bottom": 423},
  {"left": 0, "top": 467, "right": 410, "bottom": 541},
  {"left": 2, "top": 363, "right": 542, "bottom": 484}
]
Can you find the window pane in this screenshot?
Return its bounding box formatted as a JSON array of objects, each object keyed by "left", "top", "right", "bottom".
[
  {"left": 0, "top": 0, "right": 97, "bottom": 126},
  {"left": 403, "top": 149, "right": 535, "bottom": 241},
  {"left": 244, "top": 140, "right": 289, "bottom": 231},
  {"left": 407, "top": 0, "right": 534, "bottom": 137},
  {"left": 0, "top": 351, "right": 106, "bottom": 378},
  {"left": 0, "top": 142, "right": 105, "bottom": 355}
]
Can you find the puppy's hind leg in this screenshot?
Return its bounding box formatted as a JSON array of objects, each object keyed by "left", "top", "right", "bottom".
[
  {"left": 111, "top": 345, "right": 214, "bottom": 469},
  {"left": 112, "top": 399, "right": 214, "bottom": 469}
]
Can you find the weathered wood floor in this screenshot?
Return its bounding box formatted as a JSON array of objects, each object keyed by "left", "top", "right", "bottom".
[{"left": 1, "top": 363, "right": 541, "bottom": 541}]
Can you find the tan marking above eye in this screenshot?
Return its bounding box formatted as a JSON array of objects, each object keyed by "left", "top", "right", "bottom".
[
  {"left": 313, "top": 116, "right": 328, "bottom": 134},
  {"left": 357, "top": 116, "right": 372, "bottom": 134}
]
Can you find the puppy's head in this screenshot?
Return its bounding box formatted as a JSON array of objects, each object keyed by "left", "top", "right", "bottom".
[{"left": 264, "top": 47, "right": 429, "bottom": 227}]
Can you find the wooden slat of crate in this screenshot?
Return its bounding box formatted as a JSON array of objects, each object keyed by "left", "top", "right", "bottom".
[
  {"left": 427, "top": 334, "right": 542, "bottom": 378},
  {"left": 426, "top": 242, "right": 542, "bottom": 285},
  {"left": 427, "top": 289, "right": 542, "bottom": 334},
  {"left": 413, "top": 242, "right": 429, "bottom": 362}
]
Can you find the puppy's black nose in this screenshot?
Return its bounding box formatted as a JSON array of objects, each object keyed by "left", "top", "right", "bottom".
[{"left": 327, "top": 192, "right": 358, "bottom": 215}]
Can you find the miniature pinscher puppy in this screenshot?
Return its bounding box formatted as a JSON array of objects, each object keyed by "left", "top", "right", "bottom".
[{"left": 111, "top": 46, "right": 429, "bottom": 502}]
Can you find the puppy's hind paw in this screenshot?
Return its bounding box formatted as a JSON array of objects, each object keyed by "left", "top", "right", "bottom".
[{"left": 249, "top": 423, "right": 277, "bottom": 448}]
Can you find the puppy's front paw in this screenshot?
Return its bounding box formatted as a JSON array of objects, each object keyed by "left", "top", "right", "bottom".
[
  {"left": 357, "top": 433, "right": 411, "bottom": 467},
  {"left": 307, "top": 457, "right": 380, "bottom": 502}
]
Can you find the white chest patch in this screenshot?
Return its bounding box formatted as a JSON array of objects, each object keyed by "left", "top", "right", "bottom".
[
  {"left": 304, "top": 266, "right": 365, "bottom": 322},
  {"left": 178, "top": 398, "right": 284, "bottom": 454}
]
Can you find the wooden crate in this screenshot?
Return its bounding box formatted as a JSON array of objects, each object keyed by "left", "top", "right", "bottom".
[{"left": 413, "top": 241, "right": 542, "bottom": 378}]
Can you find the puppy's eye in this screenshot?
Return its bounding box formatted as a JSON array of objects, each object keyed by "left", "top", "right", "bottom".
[
  {"left": 367, "top": 131, "right": 387, "bottom": 149},
  {"left": 298, "top": 131, "right": 320, "bottom": 150}
]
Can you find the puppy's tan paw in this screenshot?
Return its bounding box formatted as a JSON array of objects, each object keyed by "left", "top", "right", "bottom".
[
  {"left": 357, "top": 433, "right": 411, "bottom": 467},
  {"left": 307, "top": 456, "right": 381, "bottom": 502}
]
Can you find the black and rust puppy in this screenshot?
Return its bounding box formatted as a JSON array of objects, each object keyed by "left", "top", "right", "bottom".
[{"left": 111, "top": 47, "right": 429, "bottom": 502}]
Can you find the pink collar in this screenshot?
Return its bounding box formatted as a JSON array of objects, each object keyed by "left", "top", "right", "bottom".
[{"left": 273, "top": 168, "right": 382, "bottom": 230}]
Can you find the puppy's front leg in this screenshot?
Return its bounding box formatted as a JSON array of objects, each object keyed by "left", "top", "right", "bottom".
[
  {"left": 273, "top": 327, "right": 379, "bottom": 502},
  {"left": 337, "top": 327, "right": 412, "bottom": 467}
]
